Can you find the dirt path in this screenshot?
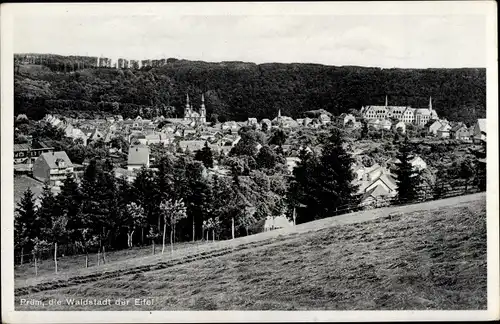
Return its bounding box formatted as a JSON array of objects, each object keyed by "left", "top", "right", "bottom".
[{"left": 15, "top": 192, "right": 486, "bottom": 295}]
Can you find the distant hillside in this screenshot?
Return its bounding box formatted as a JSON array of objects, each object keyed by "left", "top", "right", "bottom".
[{"left": 14, "top": 55, "right": 486, "bottom": 125}]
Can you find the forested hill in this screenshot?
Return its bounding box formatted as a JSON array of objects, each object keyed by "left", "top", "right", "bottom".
[{"left": 14, "top": 56, "right": 486, "bottom": 125}]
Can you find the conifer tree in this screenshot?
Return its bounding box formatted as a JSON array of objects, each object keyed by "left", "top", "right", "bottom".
[
  {"left": 57, "top": 173, "right": 82, "bottom": 233},
  {"left": 394, "top": 140, "right": 422, "bottom": 204},
  {"left": 315, "top": 128, "right": 358, "bottom": 218},
  {"left": 15, "top": 188, "right": 37, "bottom": 263},
  {"left": 194, "top": 141, "right": 214, "bottom": 169},
  {"left": 36, "top": 182, "right": 57, "bottom": 239},
  {"left": 459, "top": 158, "right": 475, "bottom": 193},
  {"left": 185, "top": 161, "right": 212, "bottom": 241},
  {"left": 287, "top": 147, "right": 320, "bottom": 224}
]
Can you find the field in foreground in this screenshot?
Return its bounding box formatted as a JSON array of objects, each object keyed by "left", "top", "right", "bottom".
[{"left": 15, "top": 193, "right": 486, "bottom": 310}]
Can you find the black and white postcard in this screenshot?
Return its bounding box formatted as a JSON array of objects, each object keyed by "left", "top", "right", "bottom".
[{"left": 1, "top": 1, "right": 498, "bottom": 323}]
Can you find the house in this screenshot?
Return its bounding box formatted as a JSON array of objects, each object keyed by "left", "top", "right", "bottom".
[
  {"left": 281, "top": 117, "right": 300, "bottom": 129},
  {"left": 409, "top": 156, "right": 427, "bottom": 171},
  {"left": 285, "top": 157, "right": 301, "bottom": 173},
  {"left": 392, "top": 121, "right": 406, "bottom": 134},
  {"left": 385, "top": 155, "right": 427, "bottom": 172},
  {"left": 138, "top": 133, "right": 173, "bottom": 146},
  {"left": 352, "top": 121, "right": 363, "bottom": 129},
  {"left": 64, "top": 125, "right": 88, "bottom": 145},
  {"left": 86, "top": 128, "right": 104, "bottom": 144},
  {"left": 357, "top": 169, "right": 398, "bottom": 208},
  {"left": 114, "top": 167, "right": 137, "bottom": 183},
  {"left": 221, "top": 121, "right": 240, "bottom": 132},
  {"left": 103, "top": 131, "right": 116, "bottom": 143},
  {"left": 16, "top": 114, "right": 28, "bottom": 122},
  {"left": 127, "top": 145, "right": 150, "bottom": 171},
  {"left": 178, "top": 140, "right": 207, "bottom": 153},
  {"left": 318, "top": 113, "right": 331, "bottom": 125},
  {"left": 353, "top": 161, "right": 398, "bottom": 207},
  {"left": 14, "top": 141, "right": 54, "bottom": 165},
  {"left": 360, "top": 178, "right": 396, "bottom": 208},
  {"left": 355, "top": 163, "right": 386, "bottom": 184},
  {"left": 367, "top": 119, "right": 381, "bottom": 130},
  {"left": 263, "top": 215, "right": 294, "bottom": 232},
  {"left": 363, "top": 173, "right": 397, "bottom": 195},
  {"left": 450, "top": 123, "right": 471, "bottom": 141},
  {"left": 302, "top": 117, "right": 312, "bottom": 127},
  {"left": 247, "top": 118, "right": 258, "bottom": 126},
  {"left": 427, "top": 120, "right": 443, "bottom": 135},
  {"left": 379, "top": 119, "right": 392, "bottom": 130},
  {"left": 473, "top": 119, "right": 486, "bottom": 143},
  {"left": 337, "top": 113, "right": 356, "bottom": 126},
  {"left": 32, "top": 151, "right": 74, "bottom": 186},
  {"left": 260, "top": 119, "right": 272, "bottom": 131},
  {"left": 436, "top": 123, "right": 452, "bottom": 138}
]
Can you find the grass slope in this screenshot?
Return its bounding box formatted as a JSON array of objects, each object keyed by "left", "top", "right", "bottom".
[{"left": 15, "top": 193, "right": 486, "bottom": 310}]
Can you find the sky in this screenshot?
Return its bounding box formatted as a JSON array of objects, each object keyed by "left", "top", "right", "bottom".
[{"left": 11, "top": 4, "right": 489, "bottom": 68}]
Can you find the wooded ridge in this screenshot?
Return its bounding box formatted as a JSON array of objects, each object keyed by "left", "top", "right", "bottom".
[{"left": 14, "top": 55, "right": 486, "bottom": 125}]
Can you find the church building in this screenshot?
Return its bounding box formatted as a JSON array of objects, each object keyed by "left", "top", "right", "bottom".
[{"left": 184, "top": 93, "right": 207, "bottom": 125}]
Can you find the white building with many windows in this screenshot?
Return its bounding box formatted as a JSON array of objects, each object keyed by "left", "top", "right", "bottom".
[{"left": 360, "top": 96, "right": 438, "bottom": 126}]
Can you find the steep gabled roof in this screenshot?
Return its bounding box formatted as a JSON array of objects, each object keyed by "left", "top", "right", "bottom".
[
  {"left": 450, "top": 122, "right": 466, "bottom": 132},
  {"left": 477, "top": 119, "right": 486, "bottom": 133},
  {"left": 39, "top": 151, "right": 73, "bottom": 169}
]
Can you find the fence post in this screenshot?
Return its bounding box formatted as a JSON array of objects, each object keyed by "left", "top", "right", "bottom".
[
  {"left": 54, "top": 242, "right": 58, "bottom": 274},
  {"left": 34, "top": 253, "right": 38, "bottom": 277}
]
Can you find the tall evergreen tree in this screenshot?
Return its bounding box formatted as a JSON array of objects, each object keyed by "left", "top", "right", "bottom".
[
  {"left": 36, "top": 182, "right": 57, "bottom": 239},
  {"left": 287, "top": 148, "right": 320, "bottom": 223},
  {"left": 15, "top": 188, "right": 37, "bottom": 260},
  {"left": 57, "top": 173, "right": 82, "bottom": 233},
  {"left": 315, "top": 128, "right": 358, "bottom": 218},
  {"left": 394, "top": 141, "right": 422, "bottom": 204},
  {"left": 194, "top": 142, "right": 214, "bottom": 169},
  {"left": 459, "top": 158, "right": 475, "bottom": 193},
  {"left": 184, "top": 160, "right": 212, "bottom": 241}
]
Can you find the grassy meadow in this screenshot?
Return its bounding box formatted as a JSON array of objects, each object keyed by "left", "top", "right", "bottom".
[{"left": 15, "top": 193, "right": 486, "bottom": 310}]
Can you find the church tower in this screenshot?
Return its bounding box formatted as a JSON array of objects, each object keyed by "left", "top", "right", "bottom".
[
  {"left": 385, "top": 95, "right": 388, "bottom": 107},
  {"left": 184, "top": 93, "right": 191, "bottom": 121},
  {"left": 200, "top": 93, "right": 206, "bottom": 124},
  {"left": 429, "top": 96, "right": 433, "bottom": 110}
]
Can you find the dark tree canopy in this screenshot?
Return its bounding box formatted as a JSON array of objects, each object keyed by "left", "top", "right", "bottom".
[
  {"left": 15, "top": 56, "right": 485, "bottom": 125},
  {"left": 394, "top": 141, "right": 423, "bottom": 203}
]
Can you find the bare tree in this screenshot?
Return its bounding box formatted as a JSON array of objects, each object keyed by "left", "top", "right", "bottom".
[
  {"left": 159, "top": 199, "right": 187, "bottom": 254},
  {"left": 124, "top": 202, "right": 146, "bottom": 248},
  {"left": 146, "top": 227, "right": 161, "bottom": 255},
  {"left": 75, "top": 228, "right": 99, "bottom": 268},
  {"left": 31, "top": 238, "right": 51, "bottom": 277}
]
